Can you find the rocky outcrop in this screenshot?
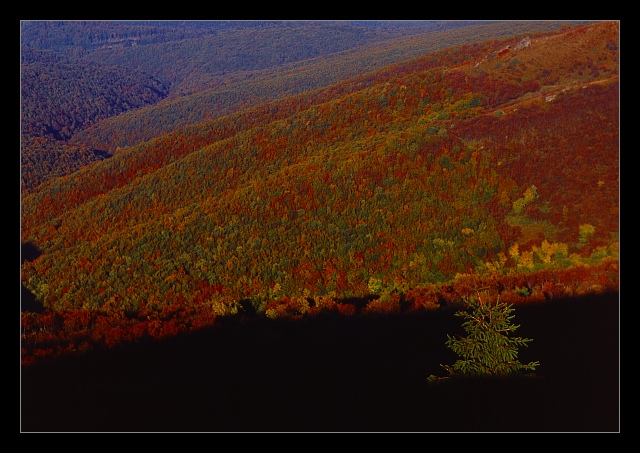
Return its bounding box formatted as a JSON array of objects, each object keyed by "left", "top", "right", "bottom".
[
  {"left": 475, "top": 36, "right": 532, "bottom": 67},
  {"left": 514, "top": 36, "right": 532, "bottom": 50}
]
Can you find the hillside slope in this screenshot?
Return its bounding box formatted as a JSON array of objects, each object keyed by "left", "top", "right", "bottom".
[
  {"left": 20, "top": 47, "right": 169, "bottom": 191},
  {"left": 69, "top": 21, "right": 577, "bottom": 152},
  {"left": 20, "top": 21, "right": 619, "bottom": 365},
  {"left": 21, "top": 21, "right": 585, "bottom": 193}
]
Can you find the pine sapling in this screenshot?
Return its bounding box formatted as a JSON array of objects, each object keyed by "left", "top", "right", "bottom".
[{"left": 428, "top": 289, "right": 540, "bottom": 382}]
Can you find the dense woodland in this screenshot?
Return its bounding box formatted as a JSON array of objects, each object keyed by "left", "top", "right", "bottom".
[
  {"left": 20, "top": 47, "right": 169, "bottom": 191},
  {"left": 22, "top": 20, "right": 575, "bottom": 192},
  {"left": 20, "top": 20, "right": 618, "bottom": 369}
]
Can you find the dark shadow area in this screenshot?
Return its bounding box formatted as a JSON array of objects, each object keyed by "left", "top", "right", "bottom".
[
  {"left": 20, "top": 292, "right": 619, "bottom": 432},
  {"left": 92, "top": 149, "right": 113, "bottom": 159},
  {"left": 20, "top": 243, "right": 46, "bottom": 313},
  {"left": 336, "top": 294, "right": 379, "bottom": 312},
  {"left": 21, "top": 283, "right": 45, "bottom": 313},
  {"left": 21, "top": 242, "right": 42, "bottom": 264}
]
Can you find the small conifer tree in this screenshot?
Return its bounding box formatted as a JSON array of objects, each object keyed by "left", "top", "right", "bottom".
[{"left": 428, "top": 289, "right": 539, "bottom": 381}]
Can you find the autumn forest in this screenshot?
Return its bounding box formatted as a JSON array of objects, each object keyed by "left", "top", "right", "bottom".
[{"left": 20, "top": 20, "right": 620, "bottom": 432}]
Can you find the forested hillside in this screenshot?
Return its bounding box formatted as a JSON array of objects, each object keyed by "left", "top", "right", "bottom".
[
  {"left": 20, "top": 20, "right": 618, "bottom": 367},
  {"left": 19, "top": 20, "right": 458, "bottom": 193},
  {"left": 70, "top": 21, "right": 575, "bottom": 153},
  {"left": 20, "top": 47, "right": 169, "bottom": 191},
  {"left": 22, "top": 20, "right": 576, "bottom": 192}
]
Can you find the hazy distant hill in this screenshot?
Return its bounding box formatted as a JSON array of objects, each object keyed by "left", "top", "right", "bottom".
[
  {"left": 21, "top": 48, "right": 169, "bottom": 141},
  {"left": 20, "top": 47, "right": 169, "bottom": 191},
  {"left": 69, "top": 21, "right": 578, "bottom": 152}
]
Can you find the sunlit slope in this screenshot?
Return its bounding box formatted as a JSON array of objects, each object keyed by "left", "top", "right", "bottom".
[{"left": 21, "top": 22, "right": 618, "bottom": 314}]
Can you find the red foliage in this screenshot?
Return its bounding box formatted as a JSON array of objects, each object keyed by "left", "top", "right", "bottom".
[
  {"left": 405, "top": 287, "right": 440, "bottom": 311},
  {"left": 21, "top": 258, "right": 619, "bottom": 367},
  {"left": 336, "top": 303, "right": 356, "bottom": 316},
  {"left": 498, "top": 290, "right": 527, "bottom": 305},
  {"left": 435, "top": 253, "right": 456, "bottom": 279}
]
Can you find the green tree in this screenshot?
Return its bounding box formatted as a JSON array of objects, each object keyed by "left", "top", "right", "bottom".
[
  {"left": 428, "top": 290, "right": 539, "bottom": 381},
  {"left": 578, "top": 223, "right": 595, "bottom": 243}
]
